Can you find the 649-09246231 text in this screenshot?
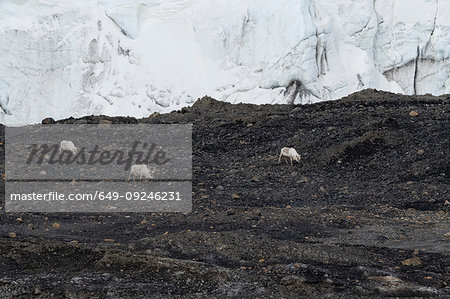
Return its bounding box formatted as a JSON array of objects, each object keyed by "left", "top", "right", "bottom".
[{"left": 9, "top": 191, "right": 183, "bottom": 201}]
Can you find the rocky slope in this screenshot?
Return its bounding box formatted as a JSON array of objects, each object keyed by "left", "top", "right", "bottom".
[{"left": 0, "top": 89, "right": 449, "bottom": 297}]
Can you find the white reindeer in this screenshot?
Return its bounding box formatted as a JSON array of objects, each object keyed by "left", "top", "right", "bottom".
[
  {"left": 59, "top": 140, "right": 78, "bottom": 155},
  {"left": 127, "top": 164, "right": 154, "bottom": 182},
  {"left": 278, "top": 147, "right": 301, "bottom": 166}
]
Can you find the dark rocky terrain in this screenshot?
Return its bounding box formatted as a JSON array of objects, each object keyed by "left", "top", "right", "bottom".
[{"left": 0, "top": 89, "right": 449, "bottom": 298}]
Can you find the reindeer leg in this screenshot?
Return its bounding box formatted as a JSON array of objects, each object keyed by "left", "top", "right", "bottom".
[
  {"left": 126, "top": 173, "right": 131, "bottom": 182},
  {"left": 290, "top": 158, "right": 293, "bottom": 166},
  {"left": 278, "top": 153, "right": 282, "bottom": 164}
]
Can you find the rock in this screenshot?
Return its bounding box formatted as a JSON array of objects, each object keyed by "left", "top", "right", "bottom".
[
  {"left": 401, "top": 257, "right": 422, "bottom": 266},
  {"left": 104, "top": 239, "right": 115, "bottom": 242},
  {"left": 27, "top": 224, "right": 34, "bottom": 230},
  {"left": 321, "top": 131, "right": 387, "bottom": 165},
  {"left": 281, "top": 275, "right": 306, "bottom": 286},
  {"left": 98, "top": 119, "right": 112, "bottom": 128},
  {"left": 232, "top": 194, "right": 240, "bottom": 199},
  {"left": 444, "top": 200, "right": 450, "bottom": 206},
  {"left": 250, "top": 176, "right": 259, "bottom": 182},
  {"left": 216, "top": 185, "right": 224, "bottom": 191},
  {"left": 417, "top": 149, "right": 425, "bottom": 155},
  {"left": 290, "top": 107, "right": 302, "bottom": 114},
  {"left": 191, "top": 96, "right": 228, "bottom": 112},
  {"left": 140, "top": 219, "right": 148, "bottom": 225},
  {"left": 52, "top": 222, "right": 61, "bottom": 229},
  {"left": 149, "top": 112, "right": 161, "bottom": 118},
  {"left": 286, "top": 205, "right": 292, "bottom": 209},
  {"left": 258, "top": 259, "right": 265, "bottom": 263},
  {"left": 409, "top": 111, "right": 419, "bottom": 117},
  {"left": 16, "top": 217, "right": 22, "bottom": 222},
  {"left": 9, "top": 232, "right": 16, "bottom": 238},
  {"left": 298, "top": 176, "right": 309, "bottom": 183},
  {"left": 368, "top": 276, "right": 402, "bottom": 283},
  {"left": 74, "top": 119, "right": 88, "bottom": 124},
  {"left": 42, "top": 117, "right": 56, "bottom": 124},
  {"left": 444, "top": 232, "right": 450, "bottom": 238}
]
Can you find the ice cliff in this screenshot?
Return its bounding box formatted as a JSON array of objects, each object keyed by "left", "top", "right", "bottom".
[{"left": 0, "top": 0, "right": 449, "bottom": 125}]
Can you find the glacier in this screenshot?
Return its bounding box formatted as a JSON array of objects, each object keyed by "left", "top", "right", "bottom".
[{"left": 0, "top": 0, "right": 449, "bottom": 125}]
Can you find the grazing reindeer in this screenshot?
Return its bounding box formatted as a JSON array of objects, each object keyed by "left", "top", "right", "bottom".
[
  {"left": 59, "top": 140, "right": 78, "bottom": 155},
  {"left": 126, "top": 164, "right": 154, "bottom": 181},
  {"left": 278, "top": 147, "right": 301, "bottom": 166}
]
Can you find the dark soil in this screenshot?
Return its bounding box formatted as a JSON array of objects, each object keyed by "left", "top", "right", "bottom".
[{"left": 0, "top": 89, "right": 449, "bottom": 298}]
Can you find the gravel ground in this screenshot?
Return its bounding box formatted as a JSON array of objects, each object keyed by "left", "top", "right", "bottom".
[{"left": 0, "top": 89, "right": 449, "bottom": 298}]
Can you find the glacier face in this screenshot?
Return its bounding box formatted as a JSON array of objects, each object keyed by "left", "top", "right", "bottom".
[{"left": 0, "top": 0, "right": 448, "bottom": 125}]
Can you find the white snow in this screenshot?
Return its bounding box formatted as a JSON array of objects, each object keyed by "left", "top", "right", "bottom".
[
  {"left": 0, "top": 0, "right": 448, "bottom": 125},
  {"left": 0, "top": 79, "right": 11, "bottom": 115}
]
